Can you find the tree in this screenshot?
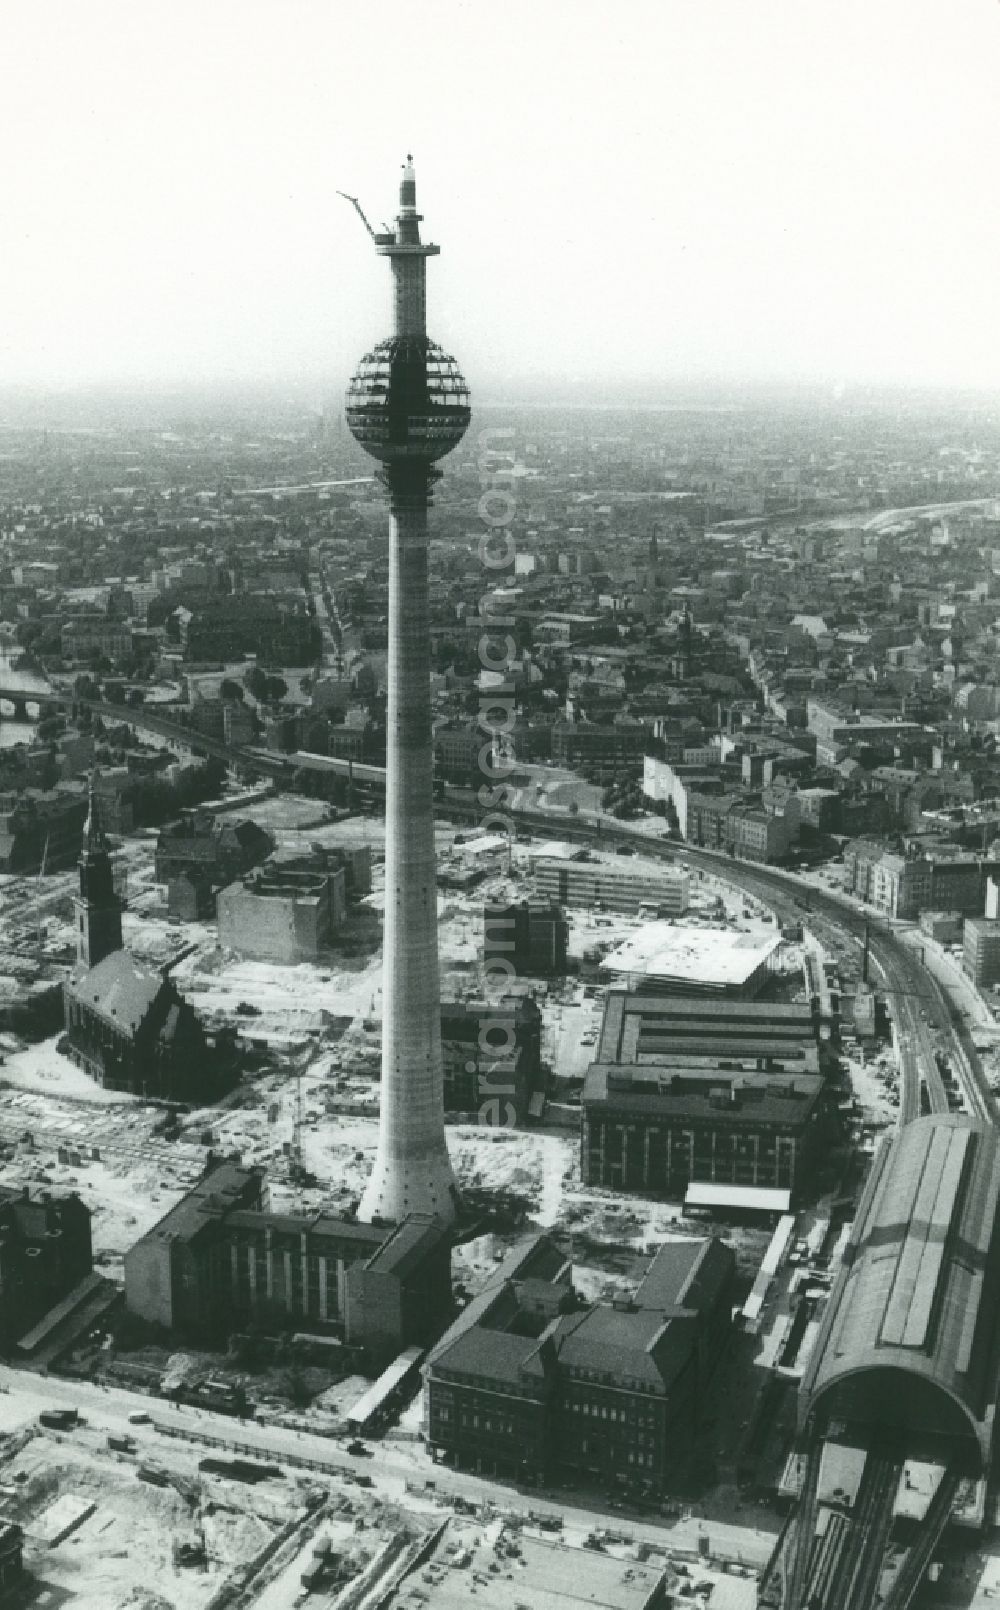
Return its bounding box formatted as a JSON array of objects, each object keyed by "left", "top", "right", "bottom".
[
  {"left": 283, "top": 1366, "right": 313, "bottom": 1410},
  {"left": 245, "top": 665, "right": 269, "bottom": 702},
  {"left": 220, "top": 677, "right": 244, "bottom": 703},
  {"left": 265, "top": 674, "right": 288, "bottom": 703}
]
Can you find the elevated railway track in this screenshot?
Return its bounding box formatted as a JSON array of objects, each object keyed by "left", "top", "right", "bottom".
[
  {"left": 452, "top": 800, "right": 996, "bottom": 1129},
  {"left": 760, "top": 1439, "right": 962, "bottom": 1610}
]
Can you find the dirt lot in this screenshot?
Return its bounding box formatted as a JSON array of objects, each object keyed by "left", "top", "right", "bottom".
[{"left": 0, "top": 1423, "right": 312, "bottom": 1610}]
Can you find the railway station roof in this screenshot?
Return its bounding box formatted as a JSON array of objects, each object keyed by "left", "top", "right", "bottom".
[{"left": 802, "top": 1115, "right": 1000, "bottom": 1464}]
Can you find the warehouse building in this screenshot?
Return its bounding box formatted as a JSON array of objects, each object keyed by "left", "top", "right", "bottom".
[
  {"left": 124, "top": 1160, "right": 452, "bottom": 1367},
  {"left": 594, "top": 992, "right": 820, "bottom": 1073},
  {"left": 580, "top": 993, "right": 829, "bottom": 1209},
  {"left": 424, "top": 1232, "right": 735, "bottom": 1496}
]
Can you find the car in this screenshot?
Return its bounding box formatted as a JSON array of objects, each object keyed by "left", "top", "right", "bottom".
[
  {"left": 346, "top": 1439, "right": 372, "bottom": 1457},
  {"left": 128, "top": 1411, "right": 152, "bottom": 1425}
]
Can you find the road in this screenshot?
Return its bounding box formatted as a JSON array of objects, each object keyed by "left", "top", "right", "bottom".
[{"left": 0, "top": 1363, "right": 776, "bottom": 1569}]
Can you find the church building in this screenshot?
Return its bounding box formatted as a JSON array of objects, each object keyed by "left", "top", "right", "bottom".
[{"left": 62, "top": 781, "right": 236, "bottom": 1102}]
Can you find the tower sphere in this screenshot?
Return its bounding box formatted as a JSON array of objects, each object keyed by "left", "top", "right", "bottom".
[{"left": 345, "top": 335, "right": 470, "bottom": 464}]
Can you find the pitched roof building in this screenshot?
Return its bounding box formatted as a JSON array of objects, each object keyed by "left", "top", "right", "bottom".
[
  {"left": 62, "top": 781, "right": 236, "bottom": 1101},
  {"left": 424, "top": 1232, "right": 735, "bottom": 1495}
]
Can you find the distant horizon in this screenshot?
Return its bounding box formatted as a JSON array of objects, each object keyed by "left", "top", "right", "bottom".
[
  {"left": 1, "top": 372, "right": 999, "bottom": 424},
  {"left": 3, "top": 3, "right": 1000, "bottom": 399}
]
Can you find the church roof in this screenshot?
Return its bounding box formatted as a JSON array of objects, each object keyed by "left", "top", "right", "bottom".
[{"left": 69, "top": 949, "right": 165, "bottom": 1033}]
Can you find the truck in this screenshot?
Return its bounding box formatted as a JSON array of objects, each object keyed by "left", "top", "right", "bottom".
[{"left": 38, "top": 1408, "right": 80, "bottom": 1430}]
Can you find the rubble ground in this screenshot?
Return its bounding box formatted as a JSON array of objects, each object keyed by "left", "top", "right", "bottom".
[
  {"left": 0, "top": 817, "right": 811, "bottom": 1301},
  {"left": 0, "top": 1424, "right": 306, "bottom": 1610}
]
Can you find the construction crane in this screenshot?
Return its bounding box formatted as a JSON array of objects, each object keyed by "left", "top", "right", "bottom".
[
  {"left": 287, "top": 1042, "right": 324, "bottom": 1207},
  {"left": 337, "top": 190, "right": 377, "bottom": 240},
  {"left": 290, "top": 1057, "right": 305, "bottom": 1201}
]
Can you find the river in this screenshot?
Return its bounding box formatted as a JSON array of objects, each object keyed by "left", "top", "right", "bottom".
[{"left": 0, "top": 640, "right": 50, "bottom": 749}]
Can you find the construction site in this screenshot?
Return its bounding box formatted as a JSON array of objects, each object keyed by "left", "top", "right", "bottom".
[{"left": 6, "top": 761, "right": 1000, "bottom": 1609}]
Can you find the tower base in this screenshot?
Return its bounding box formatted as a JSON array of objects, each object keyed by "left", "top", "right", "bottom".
[{"left": 358, "top": 1144, "right": 459, "bottom": 1228}]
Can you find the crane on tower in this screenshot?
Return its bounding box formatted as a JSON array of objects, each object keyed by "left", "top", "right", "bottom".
[{"left": 337, "top": 191, "right": 377, "bottom": 239}]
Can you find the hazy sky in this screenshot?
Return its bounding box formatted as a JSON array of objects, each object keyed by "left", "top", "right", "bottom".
[{"left": 1, "top": 0, "right": 999, "bottom": 396}]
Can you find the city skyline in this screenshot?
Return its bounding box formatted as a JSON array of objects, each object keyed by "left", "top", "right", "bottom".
[{"left": 2, "top": 0, "right": 999, "bottom": 396}]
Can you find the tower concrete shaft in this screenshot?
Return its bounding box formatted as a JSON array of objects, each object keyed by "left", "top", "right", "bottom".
[
  {"left": 358, "top": 471, "right": 457, "bottom": 1225},
  {"left": 350, "top": 159, "right": 466, "bottom": 1228}
]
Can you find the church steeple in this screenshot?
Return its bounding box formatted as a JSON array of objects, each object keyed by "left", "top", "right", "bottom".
[{"left": 74, "top": 774, "right": 122, "bottom": 969}]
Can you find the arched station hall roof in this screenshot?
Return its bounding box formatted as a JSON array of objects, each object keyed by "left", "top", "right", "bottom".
[{"left": 801, "top": 1115, "right": 1000, "bottom": 1468}]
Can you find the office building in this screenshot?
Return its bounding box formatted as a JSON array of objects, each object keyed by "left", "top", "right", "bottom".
[
  {"left": 440, "top": 995, "right": 542, "bottom": 1124},
  {"left": 483, "top": 901, "right": 569, "bottom": 978},
  {"left": 531, "top": 855, "right": 690, "bottom": 917},
  {"left": 964, "top": 918, "right": 1000, "bottom": 990},
  {"left": 424, "top": 1233, "right": 735, "bottom": 1494},
  {"left": 0, "top": 1186, "right": 93, "bottom": 1346}
]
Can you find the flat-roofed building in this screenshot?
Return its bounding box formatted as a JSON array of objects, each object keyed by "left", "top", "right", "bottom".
[
  {"left": 580, "top": 992, "right": 828, "bottom": 1207},
  {"left": 532, "top": 856, "right": 689, "bottom": 917},
  {"left": 483, "top": 901, "right": 569, "bottom": 978},
  {"left": 964, "top": 918, "right": 1000, "bottom": 989},
  {"left": 124, "top": 1160, "right": 451, "bottom": 1367},
  {"left": 598, "top": 924, "right": 779, "bottom": 998},
  {"left": 433, "top": 724, "right": 480, "bottom": 785},
  {"left": 401, "top": 1533, "right": 669, "bottom": 1610},
  {"left": 551, "top": 721, "right": 649, "bottom": 769},
  {"left": 217, "top": 864, "right": 346, "bottom": 963},
  {"left": 593, "top": 992, "right": 820, "bottom": 1071},
  {"left": 582, "top": 1065, "right": 826, "bottom": 1206},
  {"left": 440, "top": 995, "right": 542, "bottom": 1125}
]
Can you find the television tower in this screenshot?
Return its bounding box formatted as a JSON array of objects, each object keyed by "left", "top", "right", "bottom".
[{"left": 345, "top": 158, "right": 470, "bottom": 1226}]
